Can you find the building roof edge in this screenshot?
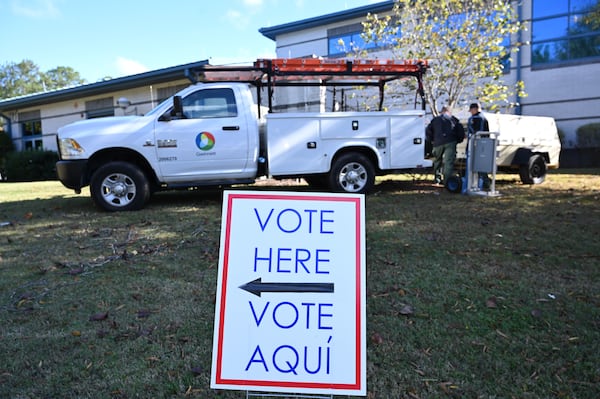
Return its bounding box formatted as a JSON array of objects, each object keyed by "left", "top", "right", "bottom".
[
  {"left": 259, "top": 0, "right": 394, "bottom": 40},
  {"left": 0, "top": 60, "right": 209, "bottom": 111}
]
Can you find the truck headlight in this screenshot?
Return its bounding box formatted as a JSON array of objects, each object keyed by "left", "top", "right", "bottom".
[{"left": 58, "top": 138, "right": 85, "bottom": 158}]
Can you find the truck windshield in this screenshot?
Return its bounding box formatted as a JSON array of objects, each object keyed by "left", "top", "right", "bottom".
[{"left": 145, "top": 97, "right": 173, "bottom": 117}]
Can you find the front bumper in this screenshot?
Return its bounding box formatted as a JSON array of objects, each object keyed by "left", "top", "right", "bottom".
[{"left": 56, "top": 160, "right": 88, "bottom": 192}]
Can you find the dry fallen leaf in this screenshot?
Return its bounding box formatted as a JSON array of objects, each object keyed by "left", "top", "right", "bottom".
[
  {"left": 440, "top": 381, "right": 460, "bottom": 394},
  {"left": 371, "top": 332, "right": 384, "bottom": 344},
  {"left": 486, "top": 297, "right": 498, "bottom": 308},
  {"left": 68, "top": 267, "right": 84, "bottom": 275},
  {"left": 496, "top": 329, "right": 509, "bottom": 339},
  {"left": 96, "top": 329, "right": 109, "bottom": 338},
  {"left": 136, "top": 309, "right": 152, "bottom": 318},
  {"left": 89, "top": 311, "right": 109, "bottom": 321},
  {"left": 399, "top": 304, "right": 414, "bottom": 316}
]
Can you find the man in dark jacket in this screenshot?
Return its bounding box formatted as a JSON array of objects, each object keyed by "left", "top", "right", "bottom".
[
  {"left": 467, "top": 103, "right": 491, "bottom": 189},
  {"left": 426, "top": 106, "right": 465, "bottom": 185}
]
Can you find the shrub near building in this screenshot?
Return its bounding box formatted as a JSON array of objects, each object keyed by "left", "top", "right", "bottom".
[
  {"left": 0, "top": 131, "right": 15, "bottom": 180},
  {"left": 576, "top": 122, "right": 600, "bottom": 148},
  {"left": 560, "top": 123, "right": 600, "bottom": 168},
  {"left": 4, "top": 150, "right": 58, "bottom": 182}
]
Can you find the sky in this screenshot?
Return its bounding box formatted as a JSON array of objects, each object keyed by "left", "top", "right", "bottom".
[{"left": 1, "top": 0, "right": 380, "bottom": 83}]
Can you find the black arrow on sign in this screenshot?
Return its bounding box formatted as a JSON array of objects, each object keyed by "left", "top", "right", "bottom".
[{"left": 239, "top": 278, "right": 334, "bottom": 297}]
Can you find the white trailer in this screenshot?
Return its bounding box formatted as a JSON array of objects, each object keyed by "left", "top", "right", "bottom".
[{"left": 457, "top": 113, "right": 561, "bottom": 184}]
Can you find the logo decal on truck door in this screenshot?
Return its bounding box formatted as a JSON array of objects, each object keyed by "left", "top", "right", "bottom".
[
  {"left": 157, "top": 139, "right": 177, "bottom": 148},
  {"left": 196, "top": 132, "right": 215, "bottom": 151}
]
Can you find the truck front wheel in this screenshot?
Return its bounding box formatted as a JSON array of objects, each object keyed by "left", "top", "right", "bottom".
[
  {"left": 519, "top": 154, "right": 547, "bottom": 185},
  {"left": 90, "top": 162, "right": 150, "bottom": 211},
  {"left": 329, "top": 153, "right": 375, "bottom": 194}
]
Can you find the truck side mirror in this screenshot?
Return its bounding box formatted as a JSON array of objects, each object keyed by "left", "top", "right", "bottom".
[{"left": 171, "top": 96, "right": 184, "bottom": 118}]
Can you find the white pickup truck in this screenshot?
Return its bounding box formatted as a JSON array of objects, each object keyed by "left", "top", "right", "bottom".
[{"left": 56, "top": 59, "right": 431, "bottom": 211}]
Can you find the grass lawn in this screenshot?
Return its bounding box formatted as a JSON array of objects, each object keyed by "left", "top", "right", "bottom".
[{"left": 1, "top": 170, "right": 599, "bottom": 398}]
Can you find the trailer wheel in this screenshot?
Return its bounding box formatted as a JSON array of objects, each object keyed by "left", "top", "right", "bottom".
[
  {"left": 519, "top": 154, "right": 547, "bottom": 185},
  {"left": 329, "top": 153, "right": 375, "bottom": 194},
  {"left": 90, "top": 162, "right": 150, "bottom": 211}
]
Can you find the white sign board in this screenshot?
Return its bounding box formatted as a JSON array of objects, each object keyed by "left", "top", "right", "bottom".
[{"left": 211, "top": 190, "right": 366, "bottom": 396}]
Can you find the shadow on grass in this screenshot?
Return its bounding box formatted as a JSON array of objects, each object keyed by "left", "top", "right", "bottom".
[
  {"left": 0, "top": 169, "right": 595, "bottom": 218},
  {"left": 0, "top": 194, "right": 92, "bottom": 221},
  {"left": 0, "top": 179, "right": 540, "bottom": 219}
]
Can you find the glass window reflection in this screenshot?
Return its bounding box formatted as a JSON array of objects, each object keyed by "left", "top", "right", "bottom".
[
  {"left": 533, "top": 17, "right": 569, "bottom": 41},
  {"left": 533, "top": 0, "right": 568, "bottom": 18},
  {"left": 328, "top": 31, "right": 387, "bottom": 56},
  {"left": 570, "top": 0, "right": 596, "bottom": 12},
  {"left": 532, "top": 0, "right": 600, "bottom": 65}
]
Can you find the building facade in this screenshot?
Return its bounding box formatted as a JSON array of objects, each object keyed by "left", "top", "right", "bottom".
[
  {"left": 1, "top": 1, "right": 598, "bottom": 152},
  {"left": 260, "top": 0, "right": 600, "bottom": 148},
  {"left": 0, "top": 61, "right": 209, "bottom": 152}
]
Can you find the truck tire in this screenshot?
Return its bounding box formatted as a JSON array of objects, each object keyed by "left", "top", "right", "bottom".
[
  {"left": 329, "top": 153, "right": 375, "bottom": 194},
  {"left": 519, "top": 154, "right": 546, "bottom": 185},
  {"left": 90, "top": 162, "right": 150, "bottom": 211}
]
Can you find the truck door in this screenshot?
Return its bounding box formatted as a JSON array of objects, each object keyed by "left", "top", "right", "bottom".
[
  {"left": 153, "top": 87, "right": 249, "bottom": 181},
  {"left": 389, "top": 114, "right": 427, "bottom": 168}
]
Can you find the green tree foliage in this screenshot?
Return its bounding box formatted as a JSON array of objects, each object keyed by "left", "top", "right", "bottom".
[
  {"left": 582, "top": 0, "right": 600, "bottom": 30},
  {"left": 576, "top": 122, "right": 600, "bottom": 148},
  {"left": 43, "top": 66, "right": 86, "bottom": 91},
  {"left": 0, "top": 60, "right": 86, "bottom": 99},
  {"left": 0, "top": 60, "right": 44, "bottom": 99},
  {"left": 360, "top": 0, "right": 526, "bottom": 115}
]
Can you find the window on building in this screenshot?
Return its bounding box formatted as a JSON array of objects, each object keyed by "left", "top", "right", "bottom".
[
  {"left": 532, "top": 0, "right": 600, "bottom": 65},
  {"left": 328, "top": 18, "right": 511, "bottom": 71},
  {"left": 85, "top": 97, "right": 115, "bottom": 119},
  {"left": 20, "top": 110, "right": 43, "bottom": 150},
  {"left": 157, "top": 84, "right": 188, "bottom": 103},
  {"left": 328, "top": 23, "right": 381, "bottom": 57}
]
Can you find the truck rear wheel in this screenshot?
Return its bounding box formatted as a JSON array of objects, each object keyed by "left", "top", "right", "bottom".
[
  {"left": 90, "top": 162, "right": 150, "bottom": 211},
  {"left": 329, "top": 153, "right": 375, "bottom": 194},
  {"left": 519, "top": 154, "right": 546, "bottom": 185}
]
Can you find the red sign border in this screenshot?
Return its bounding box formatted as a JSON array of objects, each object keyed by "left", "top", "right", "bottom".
[{"left": 212, "top": 191, "right": 365, "bottom": 393}]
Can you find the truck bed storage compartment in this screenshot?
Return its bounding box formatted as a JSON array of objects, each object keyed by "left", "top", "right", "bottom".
[
  {"left": 266, "top": 115, "right": 323, "bottom": 175},
  {"left": 266, "top": 111, "right": 427, "bottom": 176}
]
